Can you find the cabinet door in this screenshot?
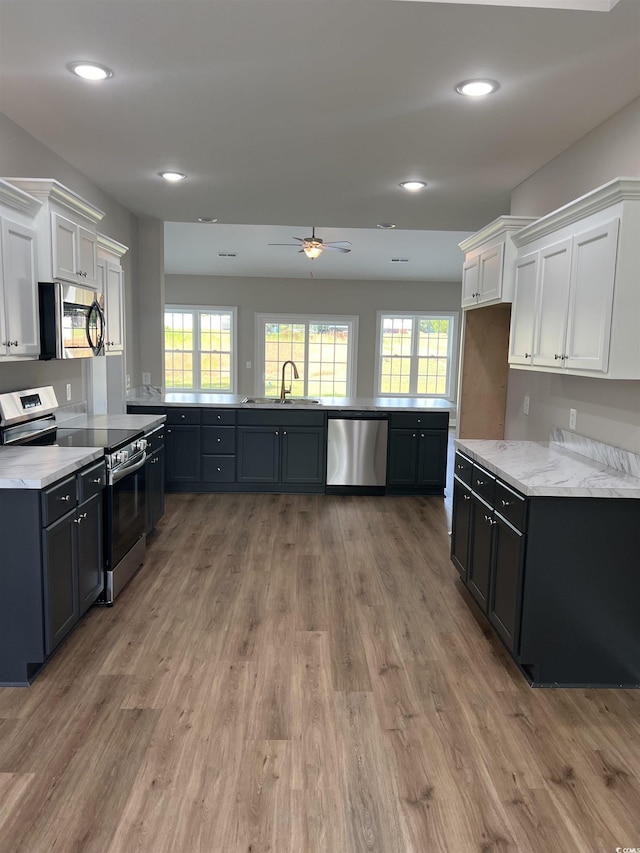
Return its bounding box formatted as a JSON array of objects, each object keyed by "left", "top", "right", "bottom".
[
  {"left": 533, "top": 237, "right": 572, "bottom": 368},
  {"left": 42, "top": 510, "right": 78, "bottom": 654},
  {"left": 0, "top": 218, "right": 39, "bottom": 356},
  {"left": 467, "top": 497, "right": 493, "bottom": 612},
  {"left": 281, "top": 427, "right": 325, "bottom": 484},
  {"left": 77, "top": 493, "right": 104, "bottom": 616},
  {"left": 146, "top": 447, "right": 165, "bottom": 532},
  {"left": 77, "top": 226, "right": 98, "bottom": 286},
  {"left": 52, "top": 212, "right": 78, "bottom": 283},
  {"left": 488, "top": 516, "right": 525, "bottom": 654},
  {"left": 416, "top": 429, "right": 446, "bottom": 487},
  {"left": 237, "top": 426, "right": 279, "bottom": 483},
  {"left": 461, "top": 256, "right": 480, "bottom": 307},
  {"left": 386, "top": 429, "right": 417, "bottom": 486},
  {"left": 478, "top": 243, "right": 504, "bottom": 303},
  {"left": 104, "top": 259, "right": 124, "bottom": 352},
  {"left": 564, "top": 219, "right": 619, "bottom": 373},
  {"left": 509, "top": 252, "right": 538, "bottom": 366},
  {"left": 451, "top": 479, "right": 472, "bottom": 581},
  {"left": 165, "top": 425, "right": 201, "bottom": 484}
]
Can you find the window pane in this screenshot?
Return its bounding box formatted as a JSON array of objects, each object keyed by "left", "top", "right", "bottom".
[
  {"left": 380, "top": 314, "right": 453, "bottom": 397},
  {"left": 165, "top": 309, "right": 233, "bottom": 392}
]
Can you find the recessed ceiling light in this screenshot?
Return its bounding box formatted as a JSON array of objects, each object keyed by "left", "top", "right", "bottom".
[
  {"left": 377, "top": 223, "right": 397, "bottom": 229},
  {"left": 67, "top": 61, "right": 113, "bottom": 81},
  {"left": 159, "top": 171, "right": 187, "bottom": 182},
  {"left": 198, "top": 217, "right": 218, "bottom": 223},
  {"left": 456, "top": 79, "right": 499, "bottom": 97},
  {"left": 399, "top": 181, "right": 427, "bottom": 192}
]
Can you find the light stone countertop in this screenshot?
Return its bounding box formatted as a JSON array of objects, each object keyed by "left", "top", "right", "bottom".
[
  {"left": 127, "top": 391, "right": 455, "bottom": 413},
  {"left": 0, "top": 446, "right": 104, "bottom": 490},
  {"left": 455, "top": 439, "right": 640, "bottom": 499},
  {"left": 61, "top": 412, "right": 166, "bottom": 432}
]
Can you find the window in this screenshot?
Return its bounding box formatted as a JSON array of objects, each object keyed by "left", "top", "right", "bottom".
[
  {"left": 256, "top": 314, "right": 357, "bottom": 398},
  {"left": 377, "top": 312, "right": 457, "bottom": 398},
  {"left": 164, "top": 306, "right": 236, "bottom": 392}
]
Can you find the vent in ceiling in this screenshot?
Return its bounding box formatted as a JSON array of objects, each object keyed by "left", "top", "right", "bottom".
[
  {"left": 390, "top": 257, "right": 410, "bottom": 263},
  {"left": 217, "top": 252, "right": 237, "bottom": 258}
]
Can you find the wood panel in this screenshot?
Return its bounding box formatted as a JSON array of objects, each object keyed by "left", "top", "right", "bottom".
[{"left": 0, "top": 489, "right": 638, "bottom": 851}]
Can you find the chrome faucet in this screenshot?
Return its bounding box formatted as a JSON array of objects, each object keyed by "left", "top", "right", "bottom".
[{"left": 280, "top": 360, "right": 299, "bottom": 403}]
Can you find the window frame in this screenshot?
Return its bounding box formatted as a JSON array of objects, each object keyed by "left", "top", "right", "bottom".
[
  {"left": 375, "top": 310, "right": 458, "bottom": 400},
  {"left": 164, "top": 304, "right": 238, "bottom": 393},
  {"left": 255, "top": 313, "right": 359, "bottom": 398}
]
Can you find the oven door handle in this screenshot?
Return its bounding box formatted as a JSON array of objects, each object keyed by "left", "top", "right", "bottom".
[{"left": 110, "top": 451, "right": 147, "bottom": 485}]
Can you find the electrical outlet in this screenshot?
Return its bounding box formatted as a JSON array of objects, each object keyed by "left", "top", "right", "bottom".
[
  {"left": 523, "top": 395, "right": 530, "bottom": 416},
  {"left": 126, "top": 374, "right": 131, "bottom": 390},
  {"left": 569, "top": 408, "right": 577, "bottom": 430},
  {"left": 246, "top": 361, "right": 252, "bottom": 369},
  {"left": 66, "top": 383, "right": 72, "bottom": 401},
  {"left": 142, "top": 372, "right": 151, "bottom": 385}
]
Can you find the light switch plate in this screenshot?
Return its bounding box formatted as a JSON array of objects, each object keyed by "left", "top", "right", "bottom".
[
  {"left": 569, "top": 408, "right": 577, "bottom": 430},
  {"left": 523, "top": 396, "right": 530, "bottom": 416},
  {"left": 142, "top": 372, "right": 151, "bottom": 385},
  {"left": 66, "top": 383, "right": 72, "bottom": 401},
  {"left": 126, "top": 374, "right": 131, "bottom": 389}
]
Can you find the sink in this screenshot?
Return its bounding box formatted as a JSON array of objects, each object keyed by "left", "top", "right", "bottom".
[{"left": 241, "top": 396, "right": 320, "bottom": 405}]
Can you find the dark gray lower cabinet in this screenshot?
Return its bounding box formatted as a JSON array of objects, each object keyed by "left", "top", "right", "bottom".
[
  {"left": 451, "top": 450, "right": 640, "bottom": 687},
  {"left": 0, "top": 461, "right": 105, "bottom": 685},
  {"left": 237, "top": 422, "right": 325, "bottom": 489},
  {"left": 386, "top": 413, "right": 449, "bottom": 494},
  {"left": 166, "top": 424, "right": 201, "bottom": 485},
  {"left": 146, "top": 446, "right": 165, "bottom": 533},
  {"left": 237, "top": 427, "right": 280, "bottom": 483}
]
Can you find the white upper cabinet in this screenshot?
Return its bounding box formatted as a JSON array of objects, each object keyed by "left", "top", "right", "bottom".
[
  {"left": 0, "top": 180, "right": 42, "bottom": 360},
  {"left": 510, "top": 178, "right": 639, "bottom": 379},
  {"left": 97, "top": 233, "right": 128, "bottom": 355},
  {"left": 5, "top": 179, "right": 104, "bottom": 288},
  {"left": 459, "top": 216, "right": 536, "bottom": 310}
]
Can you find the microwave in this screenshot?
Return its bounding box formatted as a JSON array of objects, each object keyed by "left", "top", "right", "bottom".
[{"left": 39, "top": 282, "right": 105, "bottom": 359}]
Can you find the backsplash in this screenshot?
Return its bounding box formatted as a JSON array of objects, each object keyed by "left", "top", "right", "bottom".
[
  {"left": 550, "top": 428, "right": 640, "bottom": 479},
  {"left": 55, "top": 401, "right": 87, "bottom": 423},
  {"left": 126, "top": 385, "right": 162, "bottom": 400}
]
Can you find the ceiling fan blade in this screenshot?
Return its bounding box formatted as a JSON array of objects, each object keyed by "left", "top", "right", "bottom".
[
  {"left": 324, "top": 241, "right": 352, "bottom": 248},
  {"left": 268, "top": 243, "right": 305, "bottom": 246},
  {"left": 324, "top": 245, "right": 351, "bottom": 253}
]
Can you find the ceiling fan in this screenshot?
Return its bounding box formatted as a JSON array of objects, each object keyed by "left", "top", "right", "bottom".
[{"left": 269, "top": 227, "right": 352, "bottom": 259}]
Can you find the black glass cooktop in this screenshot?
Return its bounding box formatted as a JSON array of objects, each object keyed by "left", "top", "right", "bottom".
[{"left": 54, "top": 427, "right": 144, "bottom": 453}]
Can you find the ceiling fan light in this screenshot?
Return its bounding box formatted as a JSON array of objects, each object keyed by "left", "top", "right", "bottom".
[{"left": 303, "top": 245, "right": 323, "bottom": 259}]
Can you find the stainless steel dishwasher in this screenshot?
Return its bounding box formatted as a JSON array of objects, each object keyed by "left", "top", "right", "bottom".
[{"left": 326, "top": 414, "right": 388, "bottom": 492}]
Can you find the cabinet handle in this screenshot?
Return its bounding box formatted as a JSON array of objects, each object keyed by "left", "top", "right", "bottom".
[
  {"left": 476, "top": 479, "right": 484, "bottom": 486},
  {"left": 501, "top": 499, "right": 510, "bottom": 506},
  {"left": 412, "top": 433, "right": 416, "bottom": 438},
  {"left": 463, "top": 494, "right": 470, "bottom": 501},
  {"left": 275, "top": 431, "right": 279, "bottom": 436},
  {"left": 217, "top": 438, "right": 221, "bottom": 442},
  {"left": 283, "top": 431, "right": 287, "bottom": 435},
  {"left": 91, "top": 477, "right": 102, "bottom": 484},
  {"left": 12, "top": 341, "right": 18, "bottom": 347},
  {"left": 554, "top": 353, "right": 563, "bottom": 360},
  {"left": 167, "top": 429, "right": 172, "bottom": 433},
  {"left": 59, "top": 494, "right": 71, "bottom": 502},
  {"left": 74, "top": 517, "right": 82, "bottom": 524},
  {"left": 217, "top": 467, "right": 221, "bottom": 472},
  {"left": 483, "top": 513, "right": 489, "bottom": 522},
  {"left": 158, "top": 434, "right": 164, "bottom": 440},
  {"left": 524, "top": 352, "right": 531, "bottom": 359},
  {"left": 217, "top": 415, "right": 221, "bottom": 420},
  {"left": 456, "top": 464, "right": 464, "bottom": 470},
  {"left": 181, "top": 414, "right": 186, "bottom": 419},
  {"left": 420, "top": 433, "right": 425, "bottom": 438},
  {"left": 417, "top": 418, "right": 421, "bottom": 424}
]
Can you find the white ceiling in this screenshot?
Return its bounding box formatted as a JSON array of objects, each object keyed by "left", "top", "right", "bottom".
[{"left": 0, "top": 0, "right": 638, "bottom": 281}]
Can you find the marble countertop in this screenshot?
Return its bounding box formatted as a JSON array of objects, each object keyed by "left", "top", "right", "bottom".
[
  {"left": 0, "top": 446, "right": 104, "bottom": 490},
  {"left": 127, "top": 391, "right": 455, "bottom": 413},
  {"left": 61, "top": 412, "right": 166, "bottom": 432},
  {"left": 455, "top": 439, "right": 640, "bottom": 499}
]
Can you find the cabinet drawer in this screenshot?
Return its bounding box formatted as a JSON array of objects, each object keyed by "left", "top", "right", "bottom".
[
  {"left": 389, "top": 412, "right": 449, "bottom": 430},
  {"left": 471, "top": 464, "right": 495, "bottom": 506},
  {"left": 166, "top": 408, "right": 201, "bottom": 425},
  {"left": 453, "top": 451, "right": 473, "bottom": 486},
  {"left": 202, "top": 456, "right": 236, "bottom": 483},
  {"left": 202, "top": 408, "right": 235, "bottom": 426},
  {"left": 42, "top": 475, "right": 77, "bottom": 526},
  {"left": 495, "top": 480, "right": 527, "bottom": 532},
  {"left": 237, "top": 409, "right": 325, "bottom": 427},
  {"left": 145, "top": 425, "right": 165, "bottom": 454},
  {"left": 77, "top": 460, "right": 106, "bottom": 503},
  {"left": 127, "top": 405, "right": 166, "bottom": 415},
  {"left": 202, "top": 426, "right": 235, "bottom": 455}
]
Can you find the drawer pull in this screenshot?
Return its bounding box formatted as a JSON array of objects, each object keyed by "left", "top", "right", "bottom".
[
  {"left": 463, "top": 495, "right": 470, "bottom": 501},
  {"left": 476, "top": 479, "right": 484, "bottom": 486},
  {"left": 181, "top": 413, "right": 186, "bottom": 418},
  {"left": 59, "top": 494, "right": 71, "bottom": 502},
  {"left": 217, "top": 438, "right": 221, "bottom": 442},
  {"left": 91, "top": 477, "right": 102, "bottom": 484},
  {"left": 501, "top": 499, "right": 511, "bottom": 507},
  {"left": 217, "top": 467, "right": 221, "bottom": 472}
]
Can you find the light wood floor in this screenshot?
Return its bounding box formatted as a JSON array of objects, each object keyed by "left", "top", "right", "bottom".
[{"left": 1, "top": 488, "right": 639, "bottom": 852}]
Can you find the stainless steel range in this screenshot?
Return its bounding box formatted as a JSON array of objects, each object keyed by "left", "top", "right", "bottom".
[{"left": 0, "top": 386, "right": 148, "bottom": 604}]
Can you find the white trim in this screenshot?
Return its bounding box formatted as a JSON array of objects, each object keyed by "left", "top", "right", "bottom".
[
  {"left": 375, "top": 310, "right": 458, "bottom": 400},
  {"left": 255, "top": 313, "right": 359, "bottom": 397},
  {"left": 165, "top": 304, "right": 237, "bottom": 393}
]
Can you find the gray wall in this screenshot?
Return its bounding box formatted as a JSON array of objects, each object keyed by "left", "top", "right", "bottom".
[
  {"left": 0, "top": 112, "right": 141, "bottom": 403},
  {"left": 165, "top": 274, "right": 462, "bottom": 399},
  {"left": 505, "top": 98, "right": 640, "bottom": 453}
]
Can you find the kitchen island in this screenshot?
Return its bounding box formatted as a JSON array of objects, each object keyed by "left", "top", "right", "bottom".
[
  {"left": 451, "top": 432, "right": 640, "bottom": 687},
  {"left": 127, "top": 392, "right": 454, "bottom": 496}
]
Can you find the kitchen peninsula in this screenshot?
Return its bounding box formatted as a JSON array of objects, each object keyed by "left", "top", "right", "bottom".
[{"left": 127, "top": 392, "right": 454, "bottom": 496}]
